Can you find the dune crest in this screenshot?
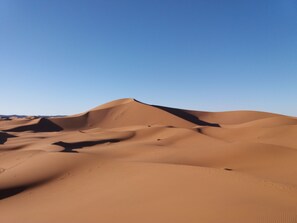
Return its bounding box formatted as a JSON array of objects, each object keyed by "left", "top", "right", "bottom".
[{"left": 1, "top": 98, "right": 297, "bottom": 223}]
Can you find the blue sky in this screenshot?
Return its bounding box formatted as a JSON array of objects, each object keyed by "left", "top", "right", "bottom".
[{"left": 1, "top": 0, "right": 297, "bottom": 116}]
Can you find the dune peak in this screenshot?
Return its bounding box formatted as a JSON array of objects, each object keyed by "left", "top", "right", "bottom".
[{"left": 90, "top": 98, "right": 137, "bottom": 111}]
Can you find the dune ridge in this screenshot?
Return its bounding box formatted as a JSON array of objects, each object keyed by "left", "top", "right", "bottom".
[{"left": 1, "top": 98, "right": 297, "bottom": 223}]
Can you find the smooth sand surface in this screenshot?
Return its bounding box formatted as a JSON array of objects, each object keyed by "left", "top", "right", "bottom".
[{"left": 1, "top": 98, "right": 297, "bottom": 223}]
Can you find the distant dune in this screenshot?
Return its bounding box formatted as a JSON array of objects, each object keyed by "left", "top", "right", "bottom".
[{"left": 1, "top": 98, "right": 297, "bottom": 223}]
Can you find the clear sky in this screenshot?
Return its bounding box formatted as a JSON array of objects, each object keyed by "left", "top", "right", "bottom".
[{"left": 1, "top": 0, "right": 297, "bottom": 116}]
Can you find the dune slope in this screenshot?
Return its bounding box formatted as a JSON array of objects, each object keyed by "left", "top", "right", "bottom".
[{"left": 1, "top": 98, "right": 297, "bottom": 223}]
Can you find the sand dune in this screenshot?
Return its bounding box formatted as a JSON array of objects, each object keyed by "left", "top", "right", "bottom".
[{"left": 1, "top": 98, "right": 297, "bottom": 223}]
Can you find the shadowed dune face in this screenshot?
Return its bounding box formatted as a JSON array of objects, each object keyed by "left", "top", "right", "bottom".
[
  {"left": 152, "top": 105, "right": 220, "bottom": 127},
  {"left": 0, "top": 132, "right": 16, "bottom": 144},
  {"left": 1, "top": 98, "right": 297, "bottom": 223},
  {"left": 53, "top": 139, "right": 121, "bottom": 153},
  {"left": 5, "top": 118, "right": 63, "bottom": 133},
  {"left": 0, "top": 186, "right": 27, "bottom": 200}
]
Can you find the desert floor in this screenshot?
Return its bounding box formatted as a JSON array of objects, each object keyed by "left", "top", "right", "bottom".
[{"left": 1, "top": 98, "right": 297, "bottom": 223}]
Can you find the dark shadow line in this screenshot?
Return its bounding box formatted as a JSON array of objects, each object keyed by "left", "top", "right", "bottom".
[
  {"left": 0, "top": 132, "right": 16, "bottom": 144},
  {"left": 0, "top": 176, "right": 56, "bottom": 200},
  {"left": 153, "top": 105, "right": 220, "bottom": 127},
  {"left": 0, "top": 186, "right": 27, "bottom": 200},
  {"left": 53, "top": 139, "right": 121, "bottom": 153},
  {"left": 5, "top": 118, "right": 63, "bottom": 133}
]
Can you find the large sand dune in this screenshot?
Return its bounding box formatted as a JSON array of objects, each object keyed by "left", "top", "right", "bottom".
[{"left": 1, "top": 98, "right": 297, "bottom": 223}]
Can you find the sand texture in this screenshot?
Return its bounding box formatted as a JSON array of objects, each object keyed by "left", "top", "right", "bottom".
[{"left": 1, "top": 98, "right": 297, "bottom": 223}]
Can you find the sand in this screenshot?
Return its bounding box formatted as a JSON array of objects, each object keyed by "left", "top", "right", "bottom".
[{"left": 1, "top": 98, "right": 297, "bottom": 223}]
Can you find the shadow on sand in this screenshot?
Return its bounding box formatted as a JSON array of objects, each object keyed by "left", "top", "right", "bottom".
[
  {"left": 5, "top": 118, "right": 63, "bottom": 133},
  {"left": 0, "top": 186, "right": 27, "bottom": 200},
  {"left": 53, "top": 138, "right": 121, "bottom": 153},
  {"left": 153, "top": 105, "right": 220, "bottom": 127},
  {"left": 0, "top": 132, "right": 16, "bottom": 144}
]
